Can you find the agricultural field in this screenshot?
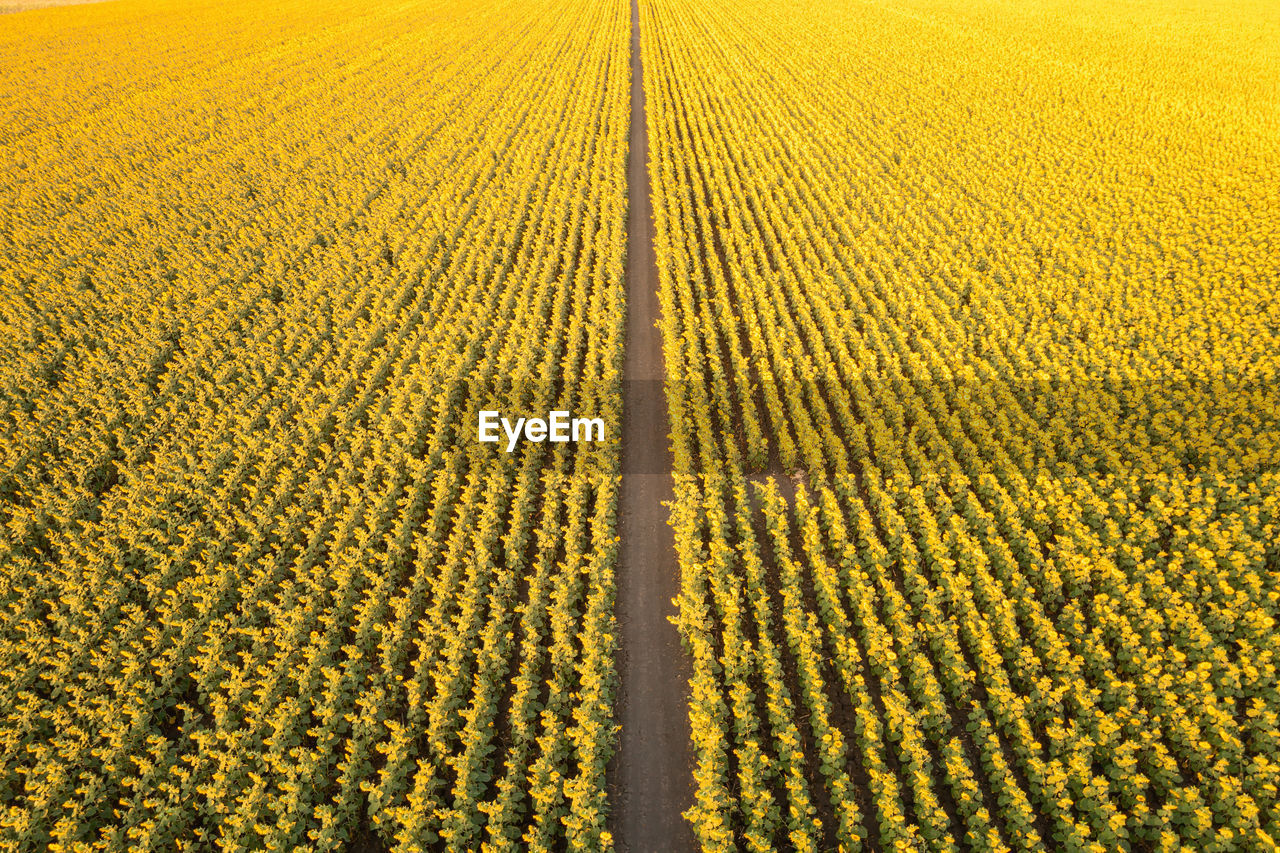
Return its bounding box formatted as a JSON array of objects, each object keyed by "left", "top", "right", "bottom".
[
  {"left": 0, "top": 0, "right": 628, "bottom": 849},
  {"left": 0, "top": 3, "right": 110, "bottom": 14},
  {"left": 3, "top": 0, "right": 1280, "bottom": 850},
  {"left": 642, "top": 0, "right": 1280, "bottom": 849}
]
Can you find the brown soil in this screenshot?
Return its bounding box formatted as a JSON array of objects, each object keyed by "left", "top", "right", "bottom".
[{"left": 608, "top": 0, "right": 696, "bottom": 849}]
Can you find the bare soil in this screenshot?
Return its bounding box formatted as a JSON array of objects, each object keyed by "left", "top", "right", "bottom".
[{"left": 608, "top": 0, "right": 696, "bottom": 849}]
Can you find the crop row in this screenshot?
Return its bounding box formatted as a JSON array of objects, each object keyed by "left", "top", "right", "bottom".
[
  {"left": 641, "top": 0, "right": 1280, "bottom": 849},
  {"left": 0, "top": 0, "right": 630, "bottom": 849}
]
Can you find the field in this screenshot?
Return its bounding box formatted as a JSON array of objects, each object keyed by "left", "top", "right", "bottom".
[
  {"left": 2, "top": 0, "right": 1278, "bottom": 850},
  {"left": 1, "top": 0, "right": 628, "bottom": 849},
  {"left": 0, "top": 2, "right": 110, "bottom": 14},
  {"left": 644, "top": 0, "right": 1280, "bottom": 848}
]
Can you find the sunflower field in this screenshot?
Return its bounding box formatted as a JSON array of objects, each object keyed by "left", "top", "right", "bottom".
[
  {"left": 0, "top": 0, "right": 629, "bottom": 849},
  {"left": 641, "top": 0, "right": 1280, "bottom": 848},
  {"left": 4, "top": 0, "right": 1280, "bottom": 849}
]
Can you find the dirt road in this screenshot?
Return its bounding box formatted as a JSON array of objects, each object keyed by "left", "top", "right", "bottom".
[{"left": 609, "top": 0, "right": 696, "bottom": 849}]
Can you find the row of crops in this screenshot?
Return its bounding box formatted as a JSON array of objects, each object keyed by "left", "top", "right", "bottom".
[
  {"left": 0, "top": 0, "right": 628, "bottom": 849},
  {"left": 3, "top": 0, "right": 1280, "bottom": 849},
  {"left": 641, "top": 0, "right": 1280, "bottom": 849}
]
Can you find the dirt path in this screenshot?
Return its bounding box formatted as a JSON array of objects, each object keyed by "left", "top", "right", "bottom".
[{"left": 609, "top": 0, "right": 696, "bottom": 849}]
